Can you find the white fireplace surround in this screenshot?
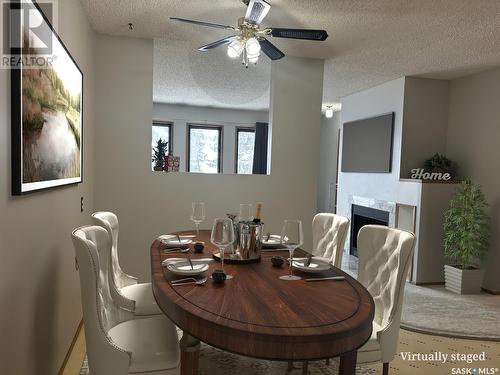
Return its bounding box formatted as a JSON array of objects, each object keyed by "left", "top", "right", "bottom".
[{"left": 344, "top": 195, "right": 396, "bottom": 253}]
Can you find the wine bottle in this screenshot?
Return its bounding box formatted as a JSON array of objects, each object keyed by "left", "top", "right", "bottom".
[{"left": 254, "top": 203, "right": 262, "bottom": 223}]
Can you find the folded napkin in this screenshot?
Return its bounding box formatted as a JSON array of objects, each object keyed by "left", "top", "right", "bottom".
[
  {"left": 288, "top": 256, "right": 330, "bottom": 264},
  {"left": 157, "top": 234, "right": 191, "bottom": 248},
  {"left": 162, "top": 258, "right": 213, "bottom": 267}
]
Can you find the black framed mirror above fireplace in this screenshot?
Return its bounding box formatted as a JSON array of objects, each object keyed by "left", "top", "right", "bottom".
[{"left": 350, "top": 204, "right": 390, "bottom": 257}]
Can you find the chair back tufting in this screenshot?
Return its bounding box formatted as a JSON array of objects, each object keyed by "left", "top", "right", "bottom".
[
  {"left": 312, "top": 213, "right": 350, "bottom": 268},
  {"left": 72, "top": 225, "right": 132, "bottom": 374},
  {"left": 357, "top": 225, "right": 415, "bottom": 338}
]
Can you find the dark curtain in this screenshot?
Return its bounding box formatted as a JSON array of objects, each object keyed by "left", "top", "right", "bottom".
[{"left": 252, "top": 122, "right": 269, "bottom": 175}]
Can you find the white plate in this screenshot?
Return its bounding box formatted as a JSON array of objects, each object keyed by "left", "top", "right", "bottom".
[
  {"left": 166, "top": 261, "right": 209, "bottom": 276},
  {"left": 292, "top": 259, "right": 330, "bottom": 274},
  {"left": 161, "top": 238, "right": 192, "bottom": 248},
  {"left": 262, "top": 235, "right": 283, "bottom": 248}
]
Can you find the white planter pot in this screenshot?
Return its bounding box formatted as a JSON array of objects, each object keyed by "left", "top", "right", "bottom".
[{"left": 444, "top": 265, "right": 484, "bottom": 294}]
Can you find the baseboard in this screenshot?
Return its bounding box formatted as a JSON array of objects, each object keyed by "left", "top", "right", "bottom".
[
  {"left": 482, "top": 287, "right": 500, "bottom": 295},
  {"left": 58, "top": 319, "right": 83, "bottom": 375},
  {"left": 414, "top": 281, "right": 445, "bottom": 286}
]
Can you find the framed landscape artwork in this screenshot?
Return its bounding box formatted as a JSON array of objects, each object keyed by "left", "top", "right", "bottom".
[{"left": 11, "top": 0, "right": 83, "bottom": 195}]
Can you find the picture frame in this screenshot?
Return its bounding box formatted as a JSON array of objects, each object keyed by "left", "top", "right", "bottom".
[{"left": 10, "top": 0, "right": 83, "bottom": 195}]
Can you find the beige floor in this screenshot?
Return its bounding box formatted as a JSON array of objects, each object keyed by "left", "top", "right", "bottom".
[{"left": 65, "top": 327, "right": 500, "bottom": 375}]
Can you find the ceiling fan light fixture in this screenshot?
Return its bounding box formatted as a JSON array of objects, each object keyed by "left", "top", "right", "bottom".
[
  {"left": 227, "top": 39, "right": 244, "bottom": 58},
  {"left": 248, "top": 54, "right": 259, "bottom": 64},
  {"left": 245, "top": 37, "right": 261, "bottom": 55}
]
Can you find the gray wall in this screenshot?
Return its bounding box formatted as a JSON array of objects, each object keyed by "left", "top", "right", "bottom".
[
  {"left": 152, "top": 103, "right": 269, "bottom": 173},
  {"left": 400, "top": 78, "right": 450, "bottom": 178},
  {"left": 0, "top": 0, "right": 95, "bottom": 373},
  {"left": 446, "top": 66, "right": 500, "bottom": 292},
  {"left": 317, "top": 112, "right": 341, "bottom": 213},
  {"left": 94, "top": 40, "right": 324, "bottom": 281}
]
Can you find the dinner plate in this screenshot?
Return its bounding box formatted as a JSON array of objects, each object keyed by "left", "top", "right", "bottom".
[
  {"left": 166, "top": 261, "right": 209, "bottom": 276},
  {"left": 262, "top": 235, "right": 283, "bottom": 248},
  {"left": 292, "top": 259, "right": 330, "bottom": 273}
]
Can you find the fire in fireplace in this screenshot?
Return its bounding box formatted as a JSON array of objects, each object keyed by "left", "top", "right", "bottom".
[{"left": 350, "top": 204, "right": 389, "bottom": 257}]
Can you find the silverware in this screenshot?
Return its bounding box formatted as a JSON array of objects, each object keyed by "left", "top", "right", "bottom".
[
  {"left": 187, "top": 254, "right": 194, "bottom": 270},
  {"left": 170, "top": 277, "right": 208, "bottom": 286},
  {"left": 305, "top": 276, "right": 345, "bottom": 282},
  {"left": 304, "top": 253, "right": 313, "bottom": 267},
  {"left": 162, "top": 248, "right": 189, "bottom": 253},
  {"left": 176, "top": 234, "right": 181, "bottom": 243}
]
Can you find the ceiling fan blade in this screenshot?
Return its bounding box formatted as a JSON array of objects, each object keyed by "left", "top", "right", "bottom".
[
  {"left": 170, "top": 17, "right": 235, "bottom": 30},
  {"left": 198, "top": 36, "right": 238, "bottom": 51},
  {"left": 259, "top": 38, "right": 285, "bottom": 61},
  {"left": 245, "top": 0, "right": 271, "bottom": 25},
  {"left": 270, "top": 28, "right": 328, "bottom": 41}
]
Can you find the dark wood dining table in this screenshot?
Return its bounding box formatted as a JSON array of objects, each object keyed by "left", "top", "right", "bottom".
[{"left": 151, "top": 230, "right": 374, "bottom": 375}]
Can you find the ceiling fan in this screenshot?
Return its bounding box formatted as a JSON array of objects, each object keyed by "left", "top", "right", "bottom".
[{"left": 171, "top": 0, "right": 328, "bottom": 67}]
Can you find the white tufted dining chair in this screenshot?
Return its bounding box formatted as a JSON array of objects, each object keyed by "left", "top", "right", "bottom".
[
  {"left": 72, "top": 225, "right": 180, "bottom": 375},
  {"left": 92, "top": 211, "right": 161, "bottom": 316},
  {"left": 356, "top": 225, "right": 416, "bottom": 375},
  {"left": 312, "top": 213, "right": 350, "bottom": 268}
]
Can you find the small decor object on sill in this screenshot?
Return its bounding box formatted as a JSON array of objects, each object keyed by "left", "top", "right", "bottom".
[
  {"left": 443, "top": 180, "right": 491, "bottom": 294},
  {"left": 211, "top": 269, "right": 227, "bottom": 284},
  {"left": 194, "top": 242, "right": 205, "bottom": 253},
  {"left": 423, "top": 153, "right": 457, "bottom": 180},
  {"left": 164, "top": 155, "right": 180, "bottom": 172},
  {"left": 271, "top": 256, "right": 284, "bottom": 267},
  {"left": 152, "top": 138, "right": 168, "bottom": 171}
]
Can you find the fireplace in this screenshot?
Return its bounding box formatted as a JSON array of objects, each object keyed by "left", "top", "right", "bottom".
[{"left": 350, "top": 204, "right": 390, "bottom": 257}]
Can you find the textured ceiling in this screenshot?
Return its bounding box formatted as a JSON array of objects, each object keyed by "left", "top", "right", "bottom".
[{"left": 80, "top": 0, "right": 500, "bottom": 110}]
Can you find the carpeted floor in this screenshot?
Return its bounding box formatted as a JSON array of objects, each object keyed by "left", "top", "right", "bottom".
[
  {"left": 401, "top": 284, "right": 500, "bottom": 340},
  {"left": 80, "top": 329, "right": 500, "bottom": 374},
  {"left": 342, "top": 255, "right": 500, "bottom": 340}
]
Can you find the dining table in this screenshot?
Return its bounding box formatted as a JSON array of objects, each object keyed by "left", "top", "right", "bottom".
[{"left": 151, "top": 230, "right": 375, "bottom": 375}]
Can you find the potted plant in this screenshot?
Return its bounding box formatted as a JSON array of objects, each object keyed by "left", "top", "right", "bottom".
[
  {"left": 424, "top": 153, "right": 457, "bottom": 179},
  {"left": 443, "top": 180, "right": 490, "bottom": 294},
  {"left": 152, "top": 138, "right": 168, "bottom": 171}
]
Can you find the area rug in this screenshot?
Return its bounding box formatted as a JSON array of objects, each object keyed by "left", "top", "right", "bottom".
[
  {"left": 79, "top": 344, "right": 375, "bottom": 375},
  {"left": 400, "top": 283, "right": 500, "bottom": 340},
  {"left": 80, "top": 329, "right": 500, "bottom": 375},
  {"left": 342, "top": 255, "right": 500, "bottom": 340}
]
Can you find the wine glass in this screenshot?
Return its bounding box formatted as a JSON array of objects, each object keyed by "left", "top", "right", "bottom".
[
  {"left": 211, "top": 218, "right": 235, "bottom": 280},
  {"left": 190, "top": 202, "right": 205, "bottom": 237},
  {"left": 238, "top": 204, "right": 253, "bottom": 222},
  {"left": 280, "top": 220, "right": 303, "bottom": 281}
]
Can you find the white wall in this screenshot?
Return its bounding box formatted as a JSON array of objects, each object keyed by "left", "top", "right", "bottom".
[
  {"left": 317, "top": 112, "right": 341, "bottom": 213},
  {"left": 152, "top": 103, "right": 269, "bottom": 173},
  {"left": 338, "top": 78, "right": 423, "bottom": 213},
  {"left": 446, "top": 67, "right": 500, "bottom": 292},
  {"left": 337, "top": 78, "right": 423, "bottom": 280},
  {"left": 94, "top": 41, "right": 324, "bottom": 281},
  {"left": 0, "top": 0, "right": 95, "bottom": 373}
]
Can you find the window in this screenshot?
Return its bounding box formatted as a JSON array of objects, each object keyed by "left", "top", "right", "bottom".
[
  {"left": 187, "top": 125, "right": 222, "bottom": 173},
  {"left": 236, "top": 127, "right": 255, "bottom": 174},
  {"left": 152, "top": 122, "right": 172, "bottom": 169}
]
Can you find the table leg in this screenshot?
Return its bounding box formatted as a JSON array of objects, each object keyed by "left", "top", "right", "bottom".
[
  {"left": 180, "top": 331, "right": 200, "bottom": 375},
  {"left": 339, "top": 350, "right": 357, "bottom": 375}
]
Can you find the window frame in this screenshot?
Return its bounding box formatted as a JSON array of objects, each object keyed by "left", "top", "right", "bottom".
[
  {"left": 235, "top": 126, "right": 256, "bottom": 174},
  {"left": 152, "top": 121, "right": 174, "bottom": 156},
  {"left": 186, "top": 123, "right": 223, "bottom": 173}
]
